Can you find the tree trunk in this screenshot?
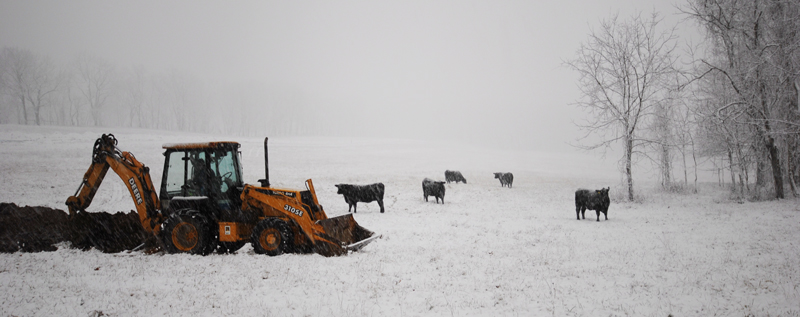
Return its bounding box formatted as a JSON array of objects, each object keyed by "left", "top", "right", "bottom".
[
  {"left": 793, "top": 137, "right": 800, "bottom": 191},
  {"left": 626, "top": 136, "right": 634, "bottom": 201},
  {"left": 739, "top": 174, "right": 745, "bottom": 196},
  {"left": 30, "top": 92, "right": 41, "bottom": 126},
  {"left": 18, "top": 95, "right": 28, "bottom": 124},
  {"left": 737, "top": 145, "right": 749, "bottom": 193},
  {"left": 682, "top": 143, "right": 688, "bottom": 187},
  {"left": 788, "top": 143, "right": 797, "bottom": 197},
  {"left": 693, "top": 149, "right": 698, "bottom": 193},
  {"left": 661, "top": 144, "right": 671, "bottom": 189},
  {"left": 795, "top": 79, "right": 799, "bottom": 113},
  {"left": 766, "top": 135, "right": 784, "bottom": 199},
  {"left": 756, "top": 150, "right": 767, "bottom": 188},
  {"left": 728, "top": 149, "right": 736, "bottom": 193}
]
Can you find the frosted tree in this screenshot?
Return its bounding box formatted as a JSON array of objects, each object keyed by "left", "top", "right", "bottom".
[
  {"left": 685, "top": 0, "right": 800, "bottom": 199},
  {"left": 567, "top": 12, "right": 678, "bottom": 201}
]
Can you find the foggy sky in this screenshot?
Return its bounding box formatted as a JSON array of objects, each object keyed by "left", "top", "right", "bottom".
[{"left": 0, "top": 0, "right": 686, "bottom": 152}]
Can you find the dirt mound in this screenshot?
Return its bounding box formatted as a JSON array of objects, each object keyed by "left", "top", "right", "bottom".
[
  {"left": 69, "top": 210, "right": 149, "bottom": 253},
  {"left": 0, "top": 203, "right": 69, "bottom": 252},
  {"left": 0, "top": 203, "right": 149, "bottom": 253}
]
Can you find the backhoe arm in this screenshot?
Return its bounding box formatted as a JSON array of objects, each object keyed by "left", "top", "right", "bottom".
[{"left": 66, "top": 134, "right": 163, "bottom": 234}]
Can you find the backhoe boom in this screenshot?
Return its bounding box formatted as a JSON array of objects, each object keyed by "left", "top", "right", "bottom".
[{"left": 66, "top": 134, "right": 163, "bottom": 234}]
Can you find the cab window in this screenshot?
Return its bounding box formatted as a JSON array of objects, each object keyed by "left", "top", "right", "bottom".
[
  {"left": 212, "top": 149, "right": 241, "bottom": 193},
  {"left": 164, "top": 151, "right": 186, "bottom": 197}
]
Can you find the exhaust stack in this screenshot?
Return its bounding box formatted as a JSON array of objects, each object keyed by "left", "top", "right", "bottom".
[{"left": 258, "top": 137, "right": 270, "bottom": 187}]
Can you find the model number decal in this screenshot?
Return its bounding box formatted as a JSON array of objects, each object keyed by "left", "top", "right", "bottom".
[{"left": 284, "top": 204, "right": 303, "bottom": 217}]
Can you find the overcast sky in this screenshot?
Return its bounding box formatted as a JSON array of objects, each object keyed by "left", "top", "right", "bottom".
[{"left": 1, "top": 0, "right": 690, "bottom": 153}]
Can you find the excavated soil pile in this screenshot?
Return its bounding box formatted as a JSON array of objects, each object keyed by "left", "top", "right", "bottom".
[
  {"left": 0, "top": 203, "right": 148, "bottom": 253},
  {"left": 0, "top": 203, "right": 69, "bottom": 252},
  {"left": 68, "top": 210, "right": 149, "bottom": 253}
]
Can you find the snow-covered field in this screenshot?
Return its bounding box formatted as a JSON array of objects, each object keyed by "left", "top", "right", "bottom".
[{"left": 1, "top": 125, "right": 799, "bottom": 316}]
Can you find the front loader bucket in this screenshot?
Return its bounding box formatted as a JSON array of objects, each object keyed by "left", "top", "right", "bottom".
[{"left": 312, "top": 214, "right": 380, "bottom": 257}]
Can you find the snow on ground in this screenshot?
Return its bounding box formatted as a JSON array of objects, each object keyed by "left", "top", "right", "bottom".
[{"left": 1, "top": 125, "right": 799, "bottom": 316}]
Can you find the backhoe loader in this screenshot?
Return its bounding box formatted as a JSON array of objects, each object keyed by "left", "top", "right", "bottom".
[{"left": 66, "top": 134, "right": 379, "bottom": 256}]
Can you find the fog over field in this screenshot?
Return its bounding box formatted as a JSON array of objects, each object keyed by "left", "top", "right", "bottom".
[
  {"left": 3, "top": 1, "right": 799, "bottom": 316},
  {"left": 0, "top": 0, "right": 690, "bottom": 156}
]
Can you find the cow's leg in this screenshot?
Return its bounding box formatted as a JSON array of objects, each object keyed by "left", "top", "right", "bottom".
[
  {"left": 596, "top": 210, "right": 600, "bottom": 222},
  {"left": 378, "top": 199, "right": 385, "bottom": 213},
  {"left": 575, "top": 205, "right": 580, "bottom": 220},
  {"left": 603, "top": 210, "right": 608, "bottom": 220},
  {"left": 353, "top": 203, "right": 357, "bottom": 213},
  {"left": 424, "top": 194, "right": 428, "bottom": 202},
  {"left": 581, "top": 207, "right": 586, "bottom": 219},
  {"left": 348, "top": 204, "right": 353, "bottom": 213}
]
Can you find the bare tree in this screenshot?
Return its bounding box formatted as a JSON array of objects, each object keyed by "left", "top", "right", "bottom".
[
  {"left": 24, "top": 54, "right": 60, "bottom": 125},
  {"left": 2, "top": 47, "right": 35, "bottom": 124},
  {"left": 60, "top": 70, "right": 86, "bottom": 126},
  {"left": 0, "top": 49, "right": 9, "bottom": 123},
  {"left": 567, "top": 12, "right": 678, "bottom": 201},
  {"left": 74, "top": 53, "right": 115, "bottom": 126},
  {"left": 120, "top": 66, "right": 148, "bottom": 128}
]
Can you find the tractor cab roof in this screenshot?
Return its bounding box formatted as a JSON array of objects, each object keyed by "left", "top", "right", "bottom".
[{"left": 162, "top": 141, "right": 240, "bottom": 151}]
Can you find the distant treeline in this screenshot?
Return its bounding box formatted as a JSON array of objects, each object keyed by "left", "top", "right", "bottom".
[{"left": 0, "top": 49, "right": 328, "bottom": 137}]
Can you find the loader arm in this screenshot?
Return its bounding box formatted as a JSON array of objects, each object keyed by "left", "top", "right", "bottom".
[{"left": 66, "top": 134, "right": 163, "bottom": 234}]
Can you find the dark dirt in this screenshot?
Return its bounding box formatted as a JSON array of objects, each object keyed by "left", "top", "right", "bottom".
[
  {"left": 0, "top": 203, "right": 69, "bottom": 252},
  {"left": 0, "top": 202, "right": 149, "bottom": 253}
]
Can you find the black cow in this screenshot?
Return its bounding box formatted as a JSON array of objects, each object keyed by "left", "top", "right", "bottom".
[
  {"left": 422, "top": 178, "right": 446, "bottom": 204},
  {"left": 335, "top": 183, "right": 385, "bottom": 213},
  {"left": 494, "top": 172, "right": 514, "bottom": 188},
  {"left": 445, "top": 170, "right": 467, "bottom": 184},
  {"left": 575, "top": 187, "right": 610, "bottom": 221}
]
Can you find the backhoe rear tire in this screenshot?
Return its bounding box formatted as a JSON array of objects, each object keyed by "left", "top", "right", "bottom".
[
  {"left": 161, "top": 212, "right": 214, "bottom": 255},
  {"left": 251, "top": 218, "right": 293, "bottom": 256}
]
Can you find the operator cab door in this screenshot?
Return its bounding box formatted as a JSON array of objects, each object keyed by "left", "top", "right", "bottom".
[
  {"left": 160, "top": 148, "right": 243, "bottom": 215},
  {"left": 210, "top": 148, "right": 244, "bottom": 211}
]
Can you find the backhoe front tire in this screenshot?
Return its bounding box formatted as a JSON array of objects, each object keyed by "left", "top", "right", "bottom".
[
  {"left": 161, "top": 212, "right": 214, "bottom": 255},
  {"left": 251, "top": 218, "right": 293, "bottom": 256}
]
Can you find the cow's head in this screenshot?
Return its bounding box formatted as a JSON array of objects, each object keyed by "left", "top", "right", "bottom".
[
  {"left": 494, "top": 173, "right": 501, "bottom": 179},
  {"left": 335, "top": 184, "right": 344, "bottom": 194},
  {"left": 597, "top": 187, "right": 610, "bottom": 207}
]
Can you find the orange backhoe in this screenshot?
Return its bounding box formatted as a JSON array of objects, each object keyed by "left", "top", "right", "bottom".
[{"left": 66, "top": 134, "right": 379, "bottom": 256}]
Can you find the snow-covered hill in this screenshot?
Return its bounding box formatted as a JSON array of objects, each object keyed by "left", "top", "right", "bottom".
[{"left": 1, "top": 125, "right": 798, "bottom": 316}]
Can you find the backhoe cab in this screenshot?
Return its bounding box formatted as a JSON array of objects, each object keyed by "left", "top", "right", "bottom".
[{"left": 67, "top": 134, "right": 379, "bottom": 256}]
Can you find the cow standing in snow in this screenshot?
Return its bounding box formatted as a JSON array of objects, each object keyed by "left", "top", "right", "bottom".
[
  {"left": 445, "top": 170, "right": 467, "bottom": 184},
  {"left": 575, "top": 187, "right": 610, "bottom": 221},
  {"left": 422, "top": 178, "right": 446, "bottom": 204},
  {"left": 335, "top": 183, "right": 385, "bottom": 213},
  {"left": 494, "top": 172, "right": 514, "bottom": 188}
]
